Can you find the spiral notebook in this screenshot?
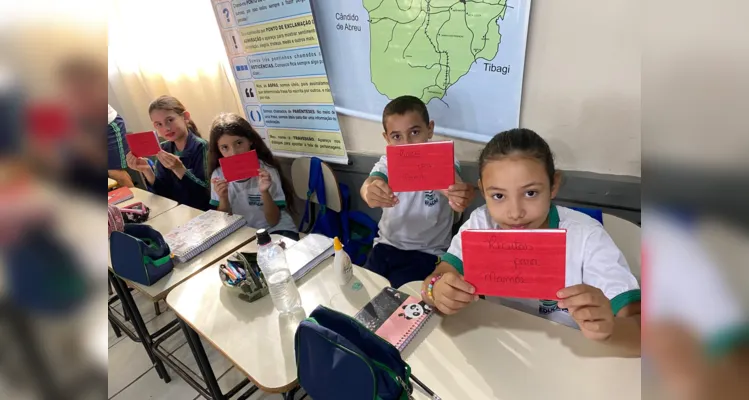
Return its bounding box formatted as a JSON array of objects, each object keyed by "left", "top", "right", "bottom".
[
  {"left": 163, "top": 210, "right": 246, "bottom": 263},
  {"left": 282, "top": 234, "right": 334, "bottom": 281},
  {"left": 354, "top": 287, "right": 435, "bottom": 352}
]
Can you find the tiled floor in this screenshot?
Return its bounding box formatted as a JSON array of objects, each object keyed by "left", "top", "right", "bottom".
[{"left": 108, "top": 290, "right": 290, "bottom": 400}]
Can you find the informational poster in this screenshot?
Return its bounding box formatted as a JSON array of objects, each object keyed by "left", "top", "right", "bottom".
[{"left": 211, "top": 0, "right": 348, "bottom": 164}]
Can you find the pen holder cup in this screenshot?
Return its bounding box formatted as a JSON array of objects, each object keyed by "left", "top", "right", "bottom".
[{"left": 219, "top": 252, "right": 270, "bottom": 303}]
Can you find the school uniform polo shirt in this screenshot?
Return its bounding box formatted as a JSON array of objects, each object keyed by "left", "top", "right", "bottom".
[
  {"left": 107, "top": 104, "right": 129, "bottom": 170},
  {"left": 149, "top": 132, "right": 211, "bottom": 211},
  {"left": 369, "top": 155, "right": 461, "bottom": 256},
  {"left": 443, "top": 204, "right": 641, "bottom": 328},
  {"left": 210, "top": 161, "right": 297, "bottom": 233}
]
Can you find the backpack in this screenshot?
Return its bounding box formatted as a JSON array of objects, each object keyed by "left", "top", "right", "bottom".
[
  {"left": 298, "top": 157, "right": 378, "bottom": 265},
  {"left": 110, "top": 224, "right": 174, "bottom": 286},
  {"left": 298, "top": 157, "right": 342, "bottom": 238},
  {"left": 295, "top": 305, "right": 414, "bottom": 400}
]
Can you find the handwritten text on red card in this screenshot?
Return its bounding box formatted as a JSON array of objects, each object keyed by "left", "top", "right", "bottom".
[
  {"left": 220, "top": 150, "right": 260, "bottom": 182},
  {"left": 386, "top": 142, "right": 454, "bottom": 192},
  {"left": 462, "top": 230, "right": 566, "bottom": 299}
]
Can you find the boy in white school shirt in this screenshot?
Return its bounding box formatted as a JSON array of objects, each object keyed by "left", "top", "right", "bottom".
[
  {"left": 422, "top": 128, "right": 642, "bottom": 353},
  {"left": 360, "top": 95, "right": 476, "bottom": 288}
]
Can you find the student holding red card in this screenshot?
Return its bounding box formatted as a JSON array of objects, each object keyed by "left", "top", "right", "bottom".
[
  {"left": 125, "top": 96, "right": 210, "bottom": 210},
  {"left": 421, "top": 129, "right": 642, "bottom": 353},
  {"left": 207, "top": 113, "right": 298, "bottom": 240},
  {"left": 360, "top": 96, "right": 476, "bottom": 288}
]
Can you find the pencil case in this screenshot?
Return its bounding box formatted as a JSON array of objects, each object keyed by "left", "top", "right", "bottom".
[
  {"left": 219, "top": 251, "right": 269, "bottom": 303},
  {"left": 110, "top": 224, "right": 174, "bottom": 286},
  {"left": 120, "top": 202, "right": 151, "bottom": 223}
]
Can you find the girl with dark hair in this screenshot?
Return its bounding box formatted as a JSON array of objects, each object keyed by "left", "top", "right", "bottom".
[
  {"left": 208, "top": 113, "right": 298, "bottom": 240},
  {"left": 420, "top": 128, "right": 642, "bottom": 353},
  {"left": 125, "top": 95, "right": 210, "bottom": 210}
]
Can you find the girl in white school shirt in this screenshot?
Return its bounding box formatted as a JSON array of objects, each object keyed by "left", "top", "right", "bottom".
[
  {"left": 421, "top": 128, "right": 642, "bottom": 353},
  {"left": 207, "top": 113, "right": 299, "bottom": 240}
]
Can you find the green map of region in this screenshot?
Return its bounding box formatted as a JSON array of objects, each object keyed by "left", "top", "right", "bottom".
[{"left": 363, "top": 0, "right": 507, "bottom": 103}]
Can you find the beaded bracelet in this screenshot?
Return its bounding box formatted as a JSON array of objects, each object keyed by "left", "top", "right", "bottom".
[{"left": 426, "top": 274, "right": 443, "bottom": 301}]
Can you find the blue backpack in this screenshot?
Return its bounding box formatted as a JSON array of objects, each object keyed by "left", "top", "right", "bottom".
[
  {"left": 110, "top": 224, "right": 174, "bottom": 286},
  {"left": 295, "top": 305, "right": 414, "bottom": 400},
  {"left": 299, "top": 157, "right": 378, "bottom": 265}
]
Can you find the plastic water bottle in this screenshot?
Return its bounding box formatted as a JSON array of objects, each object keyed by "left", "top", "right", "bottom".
[{"left": 256, "top": 229, "right": 302, "bottom": 314}]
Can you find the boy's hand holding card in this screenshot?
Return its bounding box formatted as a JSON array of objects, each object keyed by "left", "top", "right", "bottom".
[
  {"left": 386, "top": 141, "right": 454, "bottom": 192},
  {"left": 462, "top": 230, "right": 566, "bottom": 299},
  {"left": 219, "top": 150, "right": 260, "bottom": 182},
  {"left": 125, "top": 131, "right": 161, "bottom": 157}
]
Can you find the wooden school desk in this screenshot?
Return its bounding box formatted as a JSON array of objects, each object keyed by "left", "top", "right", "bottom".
[
  {"left": 398, "top": 282, "right": 642, "bottom": 400},
  {"left": 116, "top": 187, "right": 178, "bottom": 220},
  {"left": 108, "top": 205, "right": 257, "bottom": 389},
  {"left": 166, "top": 236, "right": 391, "bottom": 400}
]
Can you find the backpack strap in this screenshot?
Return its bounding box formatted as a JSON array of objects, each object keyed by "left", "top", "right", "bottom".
[
  {"left": 299, "top": 157, "right": 328, "bottom": 232},
  {"left": 338, "top": 183, "right": 351, "bottom": 245}
]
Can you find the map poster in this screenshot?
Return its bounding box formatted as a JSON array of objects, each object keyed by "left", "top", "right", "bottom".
[
  {"left": 210, "top": 0, "right": 349, "bottom": 164},
  {"left": 312, "top": 0, "right": 531, "bottom": 143}
]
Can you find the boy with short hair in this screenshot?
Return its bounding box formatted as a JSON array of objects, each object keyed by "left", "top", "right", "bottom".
[{"left": 360, "top": 95, "right": 476, "bottom": 288}]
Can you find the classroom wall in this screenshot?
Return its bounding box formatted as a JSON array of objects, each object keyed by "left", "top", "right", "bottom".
[
  {"left": 109, "top": 0, "right": 642, "bottom": 220},
  {"left": 338, "top": 0, "right": 640, "bottom": 177},
  {"left": 110, "top": 0, "right": 640, "bottom": 178}
]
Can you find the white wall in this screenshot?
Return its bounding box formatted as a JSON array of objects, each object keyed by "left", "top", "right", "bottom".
[{"left": 339, "top": 0, "right": 641, "bottom": 176}]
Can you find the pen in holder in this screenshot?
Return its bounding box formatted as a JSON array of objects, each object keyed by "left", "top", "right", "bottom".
[{"left": 219, "top": 251, "right": 270, "bottom": 303}]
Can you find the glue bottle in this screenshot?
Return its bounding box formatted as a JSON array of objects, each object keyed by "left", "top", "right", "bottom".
[{"left": 333, "top": 237, "right": 353, "bottom": 285}]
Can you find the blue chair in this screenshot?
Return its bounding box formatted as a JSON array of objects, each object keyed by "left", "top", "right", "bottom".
[{"left": 570, "top": 207, "right": 603, "bottom": 225}]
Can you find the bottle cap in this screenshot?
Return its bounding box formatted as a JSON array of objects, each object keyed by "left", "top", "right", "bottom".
[
  {"left": 333, "top": 237, "right": 343, "bottom": 251},
  {"left": 257, "top": 229, "right": 271, "bottom": 246}
]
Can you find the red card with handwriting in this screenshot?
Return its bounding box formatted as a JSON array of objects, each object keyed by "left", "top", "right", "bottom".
[
  {"left": 125, "top": 131, "right": 161, "bottom": 157},
  {"left": 220, "top": 150, "right": 260, "bottom": 182},
  {"left": 386, "top": 141, "right": 454, "bottom": 192},
  {"left": 462, "top": 230, "right": 567, "bottom": 299}
]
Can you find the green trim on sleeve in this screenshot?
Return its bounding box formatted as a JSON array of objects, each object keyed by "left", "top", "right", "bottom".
[
  {"left": 442, "top": 252, "right": 464, "bottom": 275},
  {"left": 706, "top": 324, "right": 749, "bottom": 359},
  {"left": 274, "top": 200, "right": 287, "bottom": 208},
  {"left": 184, "top": 170, "right": 208, "bottom": 188},
  {"left": 369, "top": 171, "right": 388, "bottom": 183},
  {"left": 209, "top": 199, "right": 220, "bottom": 206},
  {"left": 610, "top": 289, "right": 641, "bottom": 315},
  {"left": 109, "top": 121, "right": 127, "bottom": 168}
]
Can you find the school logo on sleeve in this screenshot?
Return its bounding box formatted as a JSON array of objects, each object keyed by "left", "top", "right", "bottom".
[{"left": 423, "top": 191, "right": 439, "bottom": 207}]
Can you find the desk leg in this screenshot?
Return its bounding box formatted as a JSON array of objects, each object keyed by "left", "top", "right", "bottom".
[
  {"left": 180, "top": 320, "right": 224, "bottom": 400},
  {"left": 108, "top": 271, "right": 171, "bottom": 383},
  {"left": 283, "top": 387, "right": 300, "bottom": 400}
]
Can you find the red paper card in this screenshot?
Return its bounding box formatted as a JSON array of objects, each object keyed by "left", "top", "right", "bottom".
[
  {"left": 219, "top": 150, "right": 260, "bottom": 182},
  {"left": 26, "top": 102, "right": 72, "bottom": 143},
  {"left": 386, "top": 141, "right": 454, "bottom": 192},
  {"left": 462, "top": 230, "right": 567, "bottom": 299},
  {"left": 125, "top": 131, "right": 161, "bottom": 157}
]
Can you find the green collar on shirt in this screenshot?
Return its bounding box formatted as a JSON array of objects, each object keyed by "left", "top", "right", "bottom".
[{"left": 548, "top": 203, "right": 560, "bottom": 229}]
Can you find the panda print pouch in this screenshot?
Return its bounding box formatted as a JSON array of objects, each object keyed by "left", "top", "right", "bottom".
[{"left": 354, "top": 287, "right": 434, "bottom": 352}]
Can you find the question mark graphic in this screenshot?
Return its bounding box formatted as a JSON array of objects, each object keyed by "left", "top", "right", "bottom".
[{"left": 223, "top": 8, "right": 230, "bottom": 23}]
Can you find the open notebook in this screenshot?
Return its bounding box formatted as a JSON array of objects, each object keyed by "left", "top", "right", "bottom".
[
  {"left": 354, "top": 287, "right": 435, "bottom": 352},
  {"left": 283, "top": 234, "right": 334, "bottom": 281},
  {"left": 163, "top": 210, "right": 246, "bottom": 263}
]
